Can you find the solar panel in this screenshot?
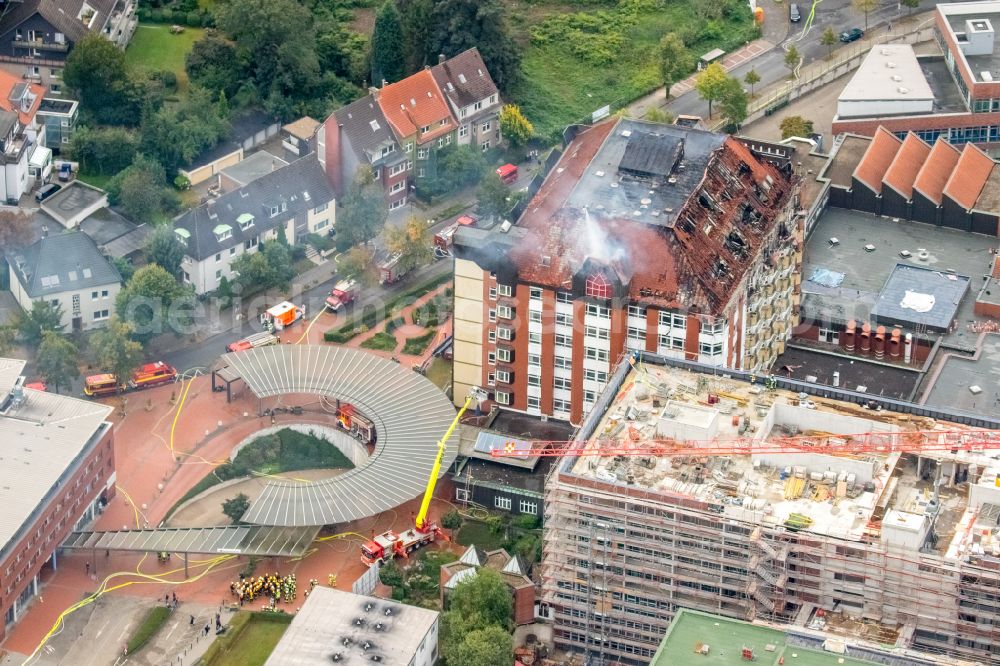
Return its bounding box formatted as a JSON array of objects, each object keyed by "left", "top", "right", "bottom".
[{"left": 473, "top": 431, "right": 531, "bottom": 455}]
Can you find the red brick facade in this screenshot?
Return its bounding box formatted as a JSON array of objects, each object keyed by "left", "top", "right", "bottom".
[{"left": 833, "top": 112, "right": 1000, "bottom": 147}]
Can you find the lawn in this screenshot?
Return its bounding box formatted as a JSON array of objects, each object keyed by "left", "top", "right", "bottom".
[
  {"left": 77, "top": 171, "right": 115, "bottom": 191},
  {"left": 125, "top": 23, "right": 206, "bottom": 93},
  {"left": 456, "top": 520, "right": 505, "bottom": 551},
  {"left": 506, "top": 0, "right": 759, "bottom": 140},
  {"left": 361, "top": 331, "right": 398, "bottom": 352},
  {"left": 202, "top": 613, "right": 291, "bottom": 666},
  {"left": 126, "top": 606, "right": 171, "bottom": 654},
  {"left": 402, "top": 330, "right": 436, "bottom": 356}
]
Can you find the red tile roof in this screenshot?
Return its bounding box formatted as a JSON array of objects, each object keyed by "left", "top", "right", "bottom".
[
  {"left": 881, "top": 132, "right": 930, "bottom": 200},
  {"left": 377, "top": 69, "right": 454, "bottom": 144},
  {"left": 944, "top": 143, "right": 995, "bottom": 210},
  {"left": 0, "top": 69, "right": 44, "bottom": 128},
  {"left": 852, "top": 127, "right": 901, "bottom": 193},
  {"left": 912, "top": 138, "right": 961, "bottom": 204}
]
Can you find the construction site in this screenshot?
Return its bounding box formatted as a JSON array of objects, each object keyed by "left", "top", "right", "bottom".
[{"left": 532, "top": 352, "right": 1000, "bottom": 665}]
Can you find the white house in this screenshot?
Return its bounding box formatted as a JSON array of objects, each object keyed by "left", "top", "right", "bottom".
[{"left": 7, "top": 230, "right": 121, "bottom": 332}]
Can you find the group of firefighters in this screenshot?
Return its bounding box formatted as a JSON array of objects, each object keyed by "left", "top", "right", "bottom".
[{"left": 230, "top": 572, "right": 298, "bottom": 605}]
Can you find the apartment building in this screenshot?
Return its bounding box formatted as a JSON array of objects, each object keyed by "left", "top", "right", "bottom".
[
  {"left": 430, "top": 49, "right": 502, "bottom": 151},
  {"left": 452, "top": 117, "right": 801, "bottom": 424},
  {"left": 541, "top": 351, "right": 1000, "bottom": 665}
]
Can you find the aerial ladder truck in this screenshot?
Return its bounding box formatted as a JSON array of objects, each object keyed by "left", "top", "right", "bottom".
[{"left": 360, "top": 387, "right": 489, "bottom": 566}]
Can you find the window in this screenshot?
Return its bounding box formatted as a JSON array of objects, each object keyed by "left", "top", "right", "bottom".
[
  {"left": 369, "top": 119, "right": 380, "bottom": 131},
  {"left": 459, "top": 124, "right": 469, "bottom": 138},
  {"left": 586, "top": 303, "right": 610, "bottom": 318},
  {"left": 389, "top": 198, "right": 406, "bottom": 210},
  {"left": 494, "top": 391, "right": 511, "bottom": 406},
  {"left": 554, "top": 377, "right": 572, "bottom": 390},
  {"left": 481, "top": 140, "right": 490, "bottom": 151},
  {"left": 586, "top": 272, "right": 613, "bottom": 299},
  {"left": 555, "top": 333, "right": 572, "bottom": 348},
  {"left": 497, "top": 347, "right": 512, "bottom": 362},
  {"left": 527, "top": 396, "right": 540, "bottom": 410},
  {"left": 520, "top": 500, "right": 538, "bottom": 515},
  {"left": 406, "top": 142, "right": 414, "bottom": 153},
  {"left": 702, "top": 317, "right": 726, "bottom": 335},
  {"left": 554, "top": 398, "right": 571, "bottom": 413},
  {"left": 379, "top": 144, "right": 395, "bottom": 158},
  {"left": 818, "top": 327, "right": 839, "bottom": 344},
  {"left": 585, "top": 325, "right": 609, "bottom": 340},
  {"left": 660, "top": 311, "right": 687, "bottom": 329},
  {"left": 557, "top": 291, "right": 573, "bottom": 304},
  {"left": 456, "top": 487, "right": 470, "bottom": 502},
  {"left": 495, "top": 495, "right": 512, "bottom": 510},
  {"left": 496, "top": 370, "right": 511, "bottom": 383},
  {"left": 584, "top": 369, "right": 608, "bottom": 383},
  {"left": 498, "top": 327, "right": 514, "bottom": 341},
  {"left": 50, "top": 84, "right": 60, "bottom": 94},
  {"left": 482, "top": 121, "right": 491, "bottom": 132},
  {"left": 245, "top": 237, "right": 258, "bottom": 250},
  {"left": 438, "top": 134, "right": 452, "bottom": 148},
  {"left": 487, "top": 352, "right": 496, "bottom": 365},
  {"left": 554, "top": 356, "right": 572, "bottom": 369},
  {"left": 628, "top": 326, "right": 645, "bottom": 341},
  {"left": 417, "top": 168, "right": 426, "bottom": 178},
  {"left": 390, "top": 181, "right": 405, "bottom": 194},
  {"left": 91, "top": 291, "right": 98, "bottom": 300},
  {"left": 488, "top": 329, "right": 496, "bottom": 343},
  {"left": 473, "top": 100, "right": 483, "bottom": 111},
  {"left": 215, "top": 252, "right": 222, "bottom": 262},
  {"left": 529, "top": 311, "right": 542, "bottom": 323},
  {"left": 497, "top": 305, "right": 512, "bottom": 319},
  {"left": 556, "top": 312, "right": 572, "bottom": 325},
  {"left": 528, "top": 353, "right": 541, "bottom": 366},
  {"left": 93, "top": 309, "right": 109, "bottom": 321},
  {"left": 417, "top": 148, "right": 429, "bottom": 159},
  {"left": 489, "top": 308, "right": 497, "bottom": 322},
  {"left": 420, "top": 125, "right": 431, "bottom": 134},
  {"left": 659, "top": 335, "right": 684, "bottom": 350},
  {"left": 489, "top": 286, "right": 497, "bottom": 300},
  {"left": 498, "top": 284, "right": 513, "bottom": 297},
  {"left": 389, "top": 163, "right": 406, "bottom": 177},
  {"left": 230, "top": 247, "right": 237, "bottom": 256},
  {"left": 529, "top": 287, "right": 543, "bottom": 300},
  {"left": 585, "top": 347, "right": 609, "bottom": 361},
  {"left": 628, "top": 304, "right": 647, "bottom": 318},
  {"left": 528, "top": 375, "right": 540, "bottom": 387},
  {"left": 528, "top": 331, "right": 541, "bottom": 343},
  {"left": 215, "top": 269, "right": 223, "bottom": 280},
  {"left": 583, "top": 390, "right": 597, "bottom": 403},
  {"left": 699, "top": 341, "right": 724, "bottom": 356}
]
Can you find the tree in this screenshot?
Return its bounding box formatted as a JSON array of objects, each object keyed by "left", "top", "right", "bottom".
[
  {"left": 111, "top": 256, "right": 135, "bottom": 283},
  {"left": 398, "top": 0, "right": 433, "bottom": 73},
  {"left": 441, "top": 509, "right": 463, "bottom": 532},
  {"left": 378, "top": 561, "right": 404, "bottom": 588},
  {"left": 147, "top": 225, "right": 187, "bottom": 279},
  {"left": 853, "top": 0, "right": 878, "bottom": 31},
  {"left": 371, "top": 1, "right": 406, "bottom": 85},
  {"left": 428, "top": 0, "right": 520, "bottom": 92},
  {"left": 230, "top": 241, "right": 293, "bottom": 293},
  {"left": 694, "top": 62, "right": 728, "bottom": 119},
  {"left": 0, "top": 326, "right": 14, "bottom": 355},
  {"left": 338, "top": 166, "right": 388, "bottom": 245},
  {"left": 70, "top": 126, "right": 138, "bottom": 175},
  {"left": 644, "top": 107, "right": 675, "bottom": 124},
  {"left": 115, "top": 264, "right": 187, "bottom": 343},
  {"left": 784, "top": 45, "right": 801, "bottom": 75},
  {"left": 0, "top": 209, "right": 33, "bottom": 249},
  {"left": 744, "top": 68, "right": 761, "bottom": 98},
  {"left": 222, "top": 493, "right": 251, "bottom": 524},
  {"left": 780, "top": 115, "right": 815, "bottom": 139},
  {"left": 386, "top": 216, "right": 432, "bottom": 274},
  {"left": 658, "top": 33, "right": 691, "bottom": 98},
  {"left": 338, "top": 245, "right": 379, "bottom": 287},
  {"left": 497, "top": 104, "right": 533, "bottom": 147},
  {"left": 186, "top": 35, "right": 243, "bottom": 100},
  {"left": 90, "top": 317, "right": 143, "bottom": 385},
  {"left": 17, "top": 300, "right": 64, "bottom": 347},
  {"left": 36, "top": 331, "right": 79, "bottom": 394},
  {"left": 900, "top": 0, "right": 919, "bottom": 13},
  {"left": 140, "top": 87, "right": 230, "bottom": 174},
  {"left": 262, "top": 240, "right": 295, "bottom": 289},
  {"left": 63, "top": 34, "right": 152, "bottom": 125},
  {"left": 477, "top": 172, "right": 512, "bottom": 222},
  {"left": 445, "top": 625, "right": 512, "bottom": 666},
  {"left": 108, "top": 155, "right": 172, "bottom": 223},
  {"left": 437, "top": 145, "right": 487, "bottom": 190},
  {"left": 820, "top": 26, "right": 838, "bottom": 59},
  {"left": 448, "top": 567, "right": 513, "bottom": 630},
  {"left": 719, "top": 77, "right": 748, "bottom": 130}
]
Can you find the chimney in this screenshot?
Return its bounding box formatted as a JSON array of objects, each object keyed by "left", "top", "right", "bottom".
[
  {"left": 438, "top": 53, "right": 446, "bottom": 65},
  {"left": 381, "top": 79, "right": 387, "bottom": 88},
  {"left": 368, "top": 86, "right": 379, "bottom": 99},
  {"left": 41, "top": 224, "right": 48, "bottom": 238}
]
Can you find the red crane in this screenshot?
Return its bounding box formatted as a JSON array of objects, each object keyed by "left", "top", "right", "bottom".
[{"left": 490, "top": 429, "right": 1000, "bottom": 459}]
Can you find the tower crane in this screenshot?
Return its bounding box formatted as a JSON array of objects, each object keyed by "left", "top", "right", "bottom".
[{"left": 361, "top": 387, "right": 489, "bottom": 567}]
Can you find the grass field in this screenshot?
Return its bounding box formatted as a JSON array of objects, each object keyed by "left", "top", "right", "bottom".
[
  {"left": 125, "top": 23, "right": 205, "bottom": 93},
  {"left": 361, "top": 331, "right": 398, "bottom": 352},
  {"left": 456, "top": 520, "right": 505, "bottom": 551},
  {"left": 424, "top": 358, "right": 452, "bottom": 392},
  {"left": 77, "top": 171, "right": 115, "bottom": 191},
  {"left": 402, "top": 330, "right": 436, "bottom": 356},
  {"left": 202, "top": 613, "right": 291, "bottom": 666}
]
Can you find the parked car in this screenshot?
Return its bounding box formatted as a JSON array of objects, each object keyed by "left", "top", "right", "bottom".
[
  {"left": 840, "top": 27, "right": 864, "bottom": 42},
  {"left": 57, "top": 163, "right": 72, "bottom": 182},
  {"left": 789, "top": 3, "right": 801, "bottom": 22},
  {"left": 35, "top": 183, "right": 61, "bottom": 202}
]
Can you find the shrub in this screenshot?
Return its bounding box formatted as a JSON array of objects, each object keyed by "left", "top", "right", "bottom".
[
  {"left": 185, "top": 10, "right": 202, "bottom": 27},
  {"left": 157, "top": 70, "right": 178, "bottom": 89},
  {"left": 402, "top": 330, "right": 435, "bottom": 356},
  {"left": 149, "top": 8, "right": 164, "bottom": 22},
  {"left": 160, "top": 8, "right": 173, "bottom": 23},
  {"left": 385, "top": 317, "right": 405, "bottom": 334},
  {"left": 126, "top": 606, "right": 171, "bottom": 654},
  {"left": 136, "top": 7, "right": 150, "bottom": 20}
]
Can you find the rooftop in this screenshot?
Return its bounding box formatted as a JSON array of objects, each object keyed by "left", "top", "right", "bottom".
[
  {"left": 940, "top": 3, "right": 1000, "bottom": 85},
  {"left": 913, "top": 138, "right": 962, "bottom": 204},
  {"left": 264, "top": 587, "right": 438, "bottom": 665},
  {"left": 852, "top": 127, "right": 901, "bottom": 193},
  {"left": 801, "top": 208, "right": 998, "bottom": 350},
  {"left": 944, "top": 143, "right": 995, "bottom": 210},
  {"left": 441, "top": 545, "right": 533, "bottom": 592},
  {"left": 282, "top": 116, "right": 320, "bottom": 141},
  {"left": 771, "top": 346, "right": 921, "bottom": 400},
  {"left": 871, "top": 263, "right": 971, "bottom": 332},
  {"left": 882, "top": 133, "right": 931, "bottom": 199},
  {"left": 0, "top": 359, "right": 113, "bottom": 559},
  {"left": 821, "top": 135, "right": 871, "bottom": 188},
  {"left": 0, "top": 0, "right": 118, "bottom": 44},
  {"left": 7, "top": 230, "right": 121, "bottom": 298},
  {"left": 220, "top": 150, "right": 288, "bottom": 189},
  {"left": 430, "top": 48, "right": 499, "bottom": 112},
  {"left": 377, "top": 69, "right": 454, "bottom": 143},
  {"left": 40, "top": 181, "right": 106, "bottom": 226},
  {"left": 922, "top": 333, "right": 1000, "bottom": 416},
  {"left": 839, "top": 45, "right": 935, "bottom": 107}
]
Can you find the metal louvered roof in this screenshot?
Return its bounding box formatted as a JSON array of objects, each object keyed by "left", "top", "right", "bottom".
[
  {"left": 221, "top": 345, "right": 458, "bottom": 527},
  {"left": 62, "top": 525, "right": 319, "bottom": 557}
]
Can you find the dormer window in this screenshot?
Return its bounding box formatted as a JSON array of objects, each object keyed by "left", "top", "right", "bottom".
[
  {"left": 237, "top": 213, "right": 254, "bottom": 231},
  {"left": 369, "top": 119, "right": 380, "bottom": 131},
  {"left": 585, "top": 273, "right": 612, "bottom": 300},
  {"left": 174, "top": 228, "right": 190, "bottom": 246},
  {"left": 213, "top": 224, "right": 232, "bottom": 242},
  {"left": 379, "top": 144, "right": 395, "bottom": 158}
]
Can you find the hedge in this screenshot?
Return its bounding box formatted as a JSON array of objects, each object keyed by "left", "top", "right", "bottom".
[{"left": 127, "top": 606, "right": 171, "bottom": 654}]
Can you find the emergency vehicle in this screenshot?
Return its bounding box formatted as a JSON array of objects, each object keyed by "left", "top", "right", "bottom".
[
  {"left": 226, "top": 331, "right": 280, "bottom": 352},
  {"left": 83, "top": 361, "right": 177, "bottom": 397},
  {"left": 260, "top": 301, "right": 305, "bottom": 331},
  {"left": 325, "top": 280, "right": 358, "bottom": 312},
  {"left": 336, "top": 403, "right": 375, "bottom": 444}
]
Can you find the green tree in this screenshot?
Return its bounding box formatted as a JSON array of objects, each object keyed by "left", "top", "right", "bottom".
[
  {"left": 853, "top": 0, "right": 878, "bottom": 31},
  {"left": 338, "top": 166, "right": 388, "bottom": 245},
  {"left": 90, "top": 317, "right": 143, "bottom": 385},
  {"left": 222, "top": 493, "right": 251, "bottom": 524},
  {"left": 186, "top": 35, "right": 243, "bottom": 100},
  {"left": 0, "top": 326, "right": 15, "bottom": 356},
  {"left": 230, "top": 251, "right": 275, "bottom": 293},
  {"left": 108, "top": 155, "right": 173, "bottom": 223},
  {"left": 441, "top": 509, "right": 463, "bottom": 532},
  {"left": 497, "top": 104, "right": 533, "bottom": 147},
  {"left": 36, "top": 331, "right": 79, "bottom": 394},
  {"left": 0, "top": 209, "right": 33, "bottom": 249},
  {"left": 147, "top": 225, "right": 187, "bottom": 279},
  {"left": 371, "top": 1, "right": 406, "bottom": 85},
  {"left": 262, "top": 241, "right": 294, "bottom": 289},
  {"left": 337, "top": 245, "right": 379, "bottom": 287},
  {"left": 111, "top": 257, "right": 135, "bottom": 283},
  {"left": 17, "top": 300, "right": 64, "bottom": 347},
  {"left": 115, "top": 264, "right": 187, "bottom": 343},
  {"left": 658, "top": 32, "right": 691, "bottom": 98},
  {"left": 900, "top": 0, "right": 919, "bottom": 13},
  {"left": 378, "top": 561, "right": 404, "bottom": 588},
  {"left": 448, "top": 567, "right": 512, "bottom": 630},
  {"left": 477, "top": 172, "right": 512, "bottom": 221},
  {"left": 63, "top": 34, "right": 152, "bottom": 125},
  {"left": 779, "top": 115, "right": 815, "bottom": 139},
  {"left": 744, "top": 68, "right": 761, "bottom": 98},
  {"left": 820, "top": 26, "right": 838, "bottom": 59},
  {"left": 694, "top": 62, "right": 728, "bottom": 119},
  {"left": 70, "top": 126, "right": 138, "bottom": 175},
  {"left": 644, "top": 107, "right": 675, "bottom": 123},
  {"left": 445, "top": 625, "right": 512, "bottom": 666},
  {"left": 719, "top": 77, "right": 749, "bottom": 130},
  {"left": 398, "top": 0, "right": 432, "bottom": 73},
  {"left": 439, "top": 145, "right": 487, "bottom": 189},
  {"left": 386, "top": 217, "right": 432, "bottom": 274},
  {"left": 140, "top": 87, "right": 230, "bottom": 174},
  {"left": 428, "top": 0, "right": 520, "bottom": 92},
  {"left": 784, "top": 45, "right": 801, "bottom": 75}
]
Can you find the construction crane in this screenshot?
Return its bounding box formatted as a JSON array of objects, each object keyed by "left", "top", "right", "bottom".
[
  {"left": 490, "top": 428, "right": 1000, "bottom": 459},
  {"left": 361, "top": 387, "right": 488, "bottom": 566}
]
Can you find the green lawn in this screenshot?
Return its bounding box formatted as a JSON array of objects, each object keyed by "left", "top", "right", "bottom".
[
  {"left": 361, "top": 331, "right": 398, "bottom": 352},
  {"left": 126, "top": 606, "right": 171, "bottom": 654},
  {"left": 402, "top": 330, "right": 436, "bottom": 356},
  {"left": 507, "top": 0, "right": 758, "bottom": 140},
  {"left": 125, "top": 23, "right": 205, "bottom": 93},
  {"left": 456, "top": 521, "right": 505, "bottom": 551},
  {"left": 203, "top": 613, "right": 292, "bottom": 666},
  {"left": 77, "top": 171, "right": 114, "bottom": 191}
]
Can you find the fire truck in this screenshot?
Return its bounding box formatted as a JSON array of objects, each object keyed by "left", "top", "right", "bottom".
[
  {"left": 260, "top": 301, "right": 305, "bottom": 331},
  {"left": 225, "top": 331, "right": 280, "bottom": 352},
  {"left": 377, "top": 252, "right": 408, "bottom": 285},
  {"left": 84, "top": 361, "right": 177, "bottom": 397},
  {"left": 325, "top": 280, "right": 358, "bottom": 312},
  {"left": 336, "top": 403, "right": 375, "bottom": 444},
  {"left": 360, "top": 387, "right": 488, "bottom": 566},
  {"left": 433, "top": 214, "right": 477, "bottom": 258}
]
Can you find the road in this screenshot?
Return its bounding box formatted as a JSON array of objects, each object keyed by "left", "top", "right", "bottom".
[{"left": 664, "top": 0, "right": 954, "bottom": 118}]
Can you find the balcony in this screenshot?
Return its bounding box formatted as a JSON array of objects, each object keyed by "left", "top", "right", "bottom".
[{"left": 13, "top": 39, "right": 69, "bottom": 52}]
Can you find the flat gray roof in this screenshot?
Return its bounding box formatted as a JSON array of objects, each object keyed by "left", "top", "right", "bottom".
[
  {"left": 823, "top": 135, "right": 871, "bottom": 188},
  {"left": 941, "top": 4, "right": 1000, "bottom": 83},
  {"left": 223, "top": 346, "right": 458, "bottom": 527},
  {"left": 221, "top": 150, "right": 288, "bottom": 187},
  {"left": 871, "top": 263, "right": 971, "bottom": 332},
  {"left": 802, "top": 208, "right": 999, "bottom": 351},
  {"left": 62, "top": 525, "right": 319, "bottom": 557},
  {"left": 0, "top": 359, "right": 112, "bottom": 557},
  {"left": 265, "top": 587, "right": 438, "bottom": 665},
  {"left": 923, "top": 334, "right": 1000, "bottom": 417},
  {"left": 40, "top": 181, "right": 106, "bottom": 224},
  {"left": 840, "top": 45, "right": 934, "bottom": 105}
]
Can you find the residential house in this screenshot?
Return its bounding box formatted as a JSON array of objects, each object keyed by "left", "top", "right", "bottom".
[
  {"left": 0, "top": 108, "right": 33, "bottom": 203},
  {"left": 281, "top": 116, "right": 319, "bottom": 157},
  {"left": 318, "top": 93, "right": 407, "bottom": 208},
  {"left": 36, "top": 96, "right": 77, "bottom": 151},
  {"left": 0, "top": 68, "right": 51, "bottom": 184},
  {"left": 378, "top": 69, "right": 456, "bottom": 187},
  {"left": 440, "top": 545, "right": 535, "bottom": 625},
  {"left": 6, "top": 229, "right": 121, "bottom": 331},
  {"left": 218, "top": 150, "right": 287, "bottom": 192},
  {"left": 173, "top": 156, "right": 335, "bottom": 295},
  {"left": 430, "top": 48, "right": 502, "bottom": 151},
  {"left": 0, "top": 0, "right": 137, "bottom": 91}
]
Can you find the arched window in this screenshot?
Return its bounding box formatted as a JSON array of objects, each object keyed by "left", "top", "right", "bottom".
[{"left": 585, "top": 272, "right": 612, "bottom": 299}]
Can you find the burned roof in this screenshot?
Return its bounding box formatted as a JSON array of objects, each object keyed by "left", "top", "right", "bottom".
[{"left": 617, "top": 132, "right": 684, "bottom": 177}]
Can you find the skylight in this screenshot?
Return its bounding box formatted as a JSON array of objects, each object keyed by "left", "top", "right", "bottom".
[{"left": 369, "top": 119, "right": 380, "bottom": 131}]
